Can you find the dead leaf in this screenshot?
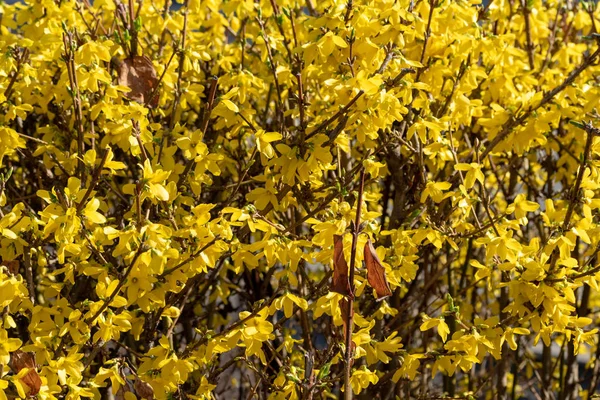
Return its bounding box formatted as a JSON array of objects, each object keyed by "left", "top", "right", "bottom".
[
  {"left": 114, "top": 385, "right": 129, "bottom": 400},
  {"left": 363, "top": 239, "right": 392, "bottom": 300},
  {"left": 134, "top": 378, "right": 154, "bottom": 399},
  {"left": 331, "top": 235, "right": 353, "bottom": 298},
  {"left": 114, "top": 55, "right": 159, "bottom": 108},
  {"left": 1, "top": 259, "right": 20, "bottom": 275},
  {"left": 9, "top": 350, "right": 42, "bottom": 396}
]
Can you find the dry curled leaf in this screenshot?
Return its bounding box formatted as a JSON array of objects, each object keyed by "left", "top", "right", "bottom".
[
  {"left": 113, "top": 55, "right": 159, "bottom": 108},
  {"left": 9, "top": 350, "right": 42, "bottom": 396},
  {"left": 1, "top": 259, "right": 20, "bottom": 275},
  {"left": 364, "top": 238, "right": 392, "bottom": 300},
  {"left": 114, "top": 384, "right": 131, "bottom": 400},
  {"left": 331, "top": 235, "right": 353, "bottom": 298},
  {"left": 134, "top": 378, "right": 155, "bottom": 399}
]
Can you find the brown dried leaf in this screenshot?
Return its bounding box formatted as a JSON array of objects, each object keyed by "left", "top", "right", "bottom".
[
  {"left": 113, "top": 376, "right": 134, "bottom": 400},
  {"left": 114, "top": 385, "right": 128, "bottom": 400},
  {"left": 364, "top": 239, "right": 392, "bottom": 300},
  {"left": 1, "top": 259, "right": 20, "bottom": 275},
  {"left": 330, "top": 235, "right": 353, "bottom": 298},
  {"left": 9, "top": 350, "right": 42, "bottom": 396},
  {"left": 134, "top": 378, "right": 154, "bottom": 399},
  {"left": 114, "top": 55, "right": 159, "bottom": 108}
]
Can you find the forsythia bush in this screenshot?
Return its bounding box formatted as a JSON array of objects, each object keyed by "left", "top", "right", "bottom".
[{"left": 3, "top": 0, "right": 600, "bottom": 398}]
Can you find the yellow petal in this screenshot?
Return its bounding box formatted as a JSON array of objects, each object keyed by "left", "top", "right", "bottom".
[
  {"left": 150, "top": 184, "right": 170, "bottom": 201},
  {"left": 221, "top": 99, "right": 239, "bottom": 113}
]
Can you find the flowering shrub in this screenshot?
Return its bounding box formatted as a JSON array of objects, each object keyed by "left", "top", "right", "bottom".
[{"left": 1, "top": 0, "right": 600, "bottom": 398}]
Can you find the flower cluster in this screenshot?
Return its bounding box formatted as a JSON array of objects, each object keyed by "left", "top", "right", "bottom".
[{"left": 1, "top": 0, "right": 600, "bottom": 398}]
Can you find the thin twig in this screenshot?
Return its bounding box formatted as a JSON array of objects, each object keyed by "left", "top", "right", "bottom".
[
  {"left": 145, "top": 49, "right": 177, "bottom": 108},
  {"left": 177, "top": 77, "right": 218, "bottom": 188},
  {"left": 547, "top": 121, "right": 597, "bottom": 275},
  {"left": 305, "top": 90, "right": 364, "bottom": 141},
  {"left": 181, "top": 289, "right": 280, "bottom": 358},
  {"left": 76, "top": 148, "right": 110, "bottom": 212},
  {"left": 344, "top": 169, "right": 366, "bottom": 400},
  {"left": 85, "top": 242, "right": 146, "bottom": 325},
  {"left": 3, "top": 47, "right": 29, "bottom": 104},
  {"left": 481, "top": 44, "right": 600, "bottom": 158},
  {"left": 63, "top": 33, "right": 86, "bottom": 183},
  {"left": 521, "top": 0, "right": 535, "bottom": 70},
  {"left": 159, "top": 237, "right": 219, "bottom": 277},
  {"left": 256, "top": 15, "right": 284, "bottom": 128},
  {"left": 169, "top": 0, "right": 189, "bottom": 131},
  {"left": 23, "top": 247, "right": 35, "bottom": 305}
]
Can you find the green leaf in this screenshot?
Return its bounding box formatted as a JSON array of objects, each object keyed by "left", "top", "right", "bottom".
[
  {"left": 317, "top": 363, "right": 331, "bottom": 380},
  {"left": 134, "top": 17, "right": 142, "bottom": 32},
  {"left": 569, "top": 120, "right": 585, "bottom": 129}
]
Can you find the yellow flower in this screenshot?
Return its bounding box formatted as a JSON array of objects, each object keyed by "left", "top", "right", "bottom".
[
  {"left": 350, "top": 368, "right": 378, "bottom": 394},
  {"left": 0, "top": 328, "right": 21, "bottom": 365},
  {"left": 142, "top": 160, "right": 172, "bottom": 201}
]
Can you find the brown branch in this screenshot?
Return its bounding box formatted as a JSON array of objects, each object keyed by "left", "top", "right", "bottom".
[
  {"left": 128, "top": 0, "right": 138, "bottom": 57},
  {"left": 132, "top": 120, "right": 148, "bottom": 162},
  {"left": 168, "top": 0, "right": 189, "bottom": 131},
  {"left": 344, "top": 0, "right": 353, "bottom": 24},
  {"left": 23, "top": 247, "right": 35, "bottom": 305},
  {"left": 561, "top": 123, "right": 597, "bottom": 232},
  {"left": 177, "top": 76, "right": 218, "bottom": 189},
  {"left": 3, "top": 47, "right": 29, "bottom": 104},
  {"left": 157, "top": 0, "right": 172, "bottom": 56},
  {"left": 385, "top": 67, "right": 416, "bottom": 89},
  {"left": 181, "top": 289, "right": 280, "bottom": 358},
  {"left": 267, "top": 0, "right": 293, "bottom": 62},
  {"left": 375, "top": 44, "right": 396, "bottom": 76},
  {"left": 546, "top": 121, "right": 597, "bottom": 277},
  {"left": 436, "top": 59, "right": 469, "bottom": 118},
  {"left": 224, "top": 147, "right": 258, "bottom": 209},
  {"left": 63, "top": 33, "right": 86, "bottom": 183},
  {"left": 296, "top": 72, "right": 306, "bottom": 139},
  {"left": 521, "top": 0, "right": 535, "bottom": 70},
  {"left": 256, "top": 16, "right": 284, "bottom": 128},
  {"left": 159, "top": 237, "right": 219, "bottom": 278},
  {"left": 481, "top": 44, "right": 600, "bottom": 159},
  {"left": 85, "top": 242, "right": 147, "bottom": 325},
  {"left": 145, "top": 49, "right": 177, "bottom": 108},
  {"left": 304, "top": 90, "right": 364, "bottom": 141},
  {"left": 419, "top": 0, "right": 437, "bottom": 67},
  {"left": 537, "top": 7, "right": 561, "bottom": 76},
  {"left": 76, "top": 148, "right": 110, "bottom": 212},
  {"left": 166, "top": 282, "right": 194, "bottom": 338},
  {"left": 344, "top": 169, "right": 366, "bottom": 400}
]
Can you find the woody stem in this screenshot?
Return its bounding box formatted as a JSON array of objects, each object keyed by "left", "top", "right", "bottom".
[{"left": 344, "top": 169, "right": 366, "bottom": 400}]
